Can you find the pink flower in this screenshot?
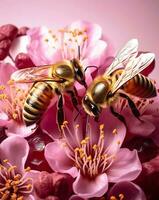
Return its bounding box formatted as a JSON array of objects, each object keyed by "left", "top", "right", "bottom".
[
  {"left": 118, "top": 92, "right": 159, "bottom": 146},
  {"left": 70, "top": 181, "right": 146, "bottom": 200},
  {"left": 0, "top": 135, "right": 40, "bottom": 199},
  {"left": 44, "top": 110, "right": 141, "bottom": 198},
  {"left": 107, "top": 181, "right": 146, "bottom": 200},
  {"left": 0, "top": 62, "right": 36, "bottom": 137},
  {"left": 34, "top": 171, "right": 73, "bottom": 200},
  {"left": 27, "top": 21, "right": 113, "bottom": 94}
]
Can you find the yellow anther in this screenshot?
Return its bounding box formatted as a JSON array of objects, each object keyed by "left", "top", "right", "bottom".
[
  {"left": 100, "top": 133, "right": 105, "bottom": 139},
  {"left": 8, "top": 166, "right": 17, "bottom": 172},
  {"left": 85, "top": 137, "right": 90, "bottom": 141},
  {"left": 0, "top": 85, "right": 5, "bottom": 90},
  {"left": 119, "top": 193, "right": 124, "bottom": 200},
  {"left": 63, "top": 121, "right": 68, "bottom": 125},
  {"left": 25, "top": 167, "right": 31, "bottom": 172},
  {"left": 117, "top": 140, "right": 121, "bottom": 145},
  {"left": 87, "top": 155, "right": 92, "bottom": 161},
  {"left": 3, "top": 159, "right": 9, "bottom": 163},
  {"left": 14, "top": 174, "right": 22, "bottom": 180},
  {"left": 100, "top": 124, "right": 104, "bottom": 130},
  {"left": 112, "top": 129, "right": 117, "bottom": 135},
  {"left": 80, "top": 139, "right": 87, "bottom": 145},
  {"left": 74, "top": 147, "right": 80, "bottom": 152},
  {"left": 26, "top": 184, "right": 32, "bottom": 190},
  {"left": 0, "top": 93, "right": 7, "bottom": 100},
  {"left": 75, "top": 124, "right": 79, "bottom": 129},
  {"left": 110, "top": 196, "right": 117, "bottom": 200},
  {"left": 7, "top": 80, "right": 14, "bottom": 85},
  {"left": 83, "top": 36, "right": 88, "bottom": 41},
  {"left": 80, "top": 153, "right": 85, "bottom": 159},
  {"left": 17, "top": 196, "right": 24, "bottom": 200},
  {"left": 12, "top": 113, "right": 18, "bottom": 119},
  {"left": 93, "top": 144, "right": 98, "bottom": 150}
]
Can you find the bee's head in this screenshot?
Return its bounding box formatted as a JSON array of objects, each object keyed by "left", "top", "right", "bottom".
[
  {"left": 71, "top": 58, "right": 87, "bottom": 88},
  {"left": 82, "top": 95, "right": 101, "bottom": 117}
]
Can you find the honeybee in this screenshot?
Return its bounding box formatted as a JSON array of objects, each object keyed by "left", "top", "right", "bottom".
[
  {"left": 82, "top": 39, "right": 156, "bottom": 123},
  {"left": 10, "top": 58, "right": 87, "bottom": 129}
]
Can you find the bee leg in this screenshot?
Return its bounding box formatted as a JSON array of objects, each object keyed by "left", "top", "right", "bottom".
[
  {"left": 119, "top": 93, "right": 142, "bottom": 121},
  {"left": 57, "top": 94, "right": 64, "bottom": 131},
  {"left": 67, "top": 90, "right": 80, "bottom": 112},
  {"left": 110, "top": 106, "right": 127, "bottom": 127}
]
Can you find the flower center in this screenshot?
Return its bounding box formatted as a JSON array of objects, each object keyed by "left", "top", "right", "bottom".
[
  {"left": 0, "top": 159, "right": 32, "bottom": 200},
  {"left": 0, "top": 84, "right": 27, "bottom": 122},
  {"left": 110, "top": 193, "right": 125, "bottom": 200},
  {"left": 44, "top": 28, "right": 88, "bottom": 60},
  {"left": 62, "top": 122, "right": 119, "bottom": 179}
]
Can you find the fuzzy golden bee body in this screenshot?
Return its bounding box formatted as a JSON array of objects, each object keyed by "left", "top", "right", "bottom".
[
  {"left": 10, "top": 59, "right": 86, "bottom": 128},
  {"left": 83, "top": 39, "right": 156, "bottom": 121}
]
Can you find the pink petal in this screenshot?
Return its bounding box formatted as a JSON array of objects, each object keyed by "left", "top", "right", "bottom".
[
  {"left": 69, "top": 195, "right": 85, "bottom": 200},
  {"left": 0, "top": 136, "right": 29, "bottom": 172},
  {"left": 10, "top": 36, "right": 30, "bottom": 59},
  {"left": 84, "top": 40, "right": 108, "bottom": 67},
  {"left": 6, "top": 120, "right": 37, "bottom": 138},
  {"left": 88, "top": 110, "right": 126, "bottom": 155},
  {"left": 123, "top": 109, "right": 155, "bottom": 136},
  {"left": 45, "top": 141, "right": 78, "bottom": 178},
  {"left": 73, "top": 172, "right": 108, "bottom": 198},
  {"left": 107, "top": 148, "right": 142, "bottom": 182},
  {"left": 67, "top": 21, "right": 102, "bottom": 43},
  {"left": 108, "top": 181, "right": 146, "bottom": 200},
  {"left": 0, "top": 62, "right": 16, "bottom": 85}
]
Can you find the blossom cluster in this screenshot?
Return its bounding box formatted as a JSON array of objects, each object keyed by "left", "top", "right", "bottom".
[{"left": 0, "top": 21, "right": 158, "bottom": 200}]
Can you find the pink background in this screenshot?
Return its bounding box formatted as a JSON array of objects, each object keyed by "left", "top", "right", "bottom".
[{"left": 0, "top": 0, "right": 159, "bottom": 76}]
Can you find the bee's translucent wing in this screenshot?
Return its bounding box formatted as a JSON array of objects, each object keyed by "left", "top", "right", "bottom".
[
  {"left": 104, "top": 39, "right": 138, "bottom": 76},
  {"left": 11, "top": 65, "right": 51, "bottom": 82},
  {"left": 10, "top": 65, "right": 63, "bottom": 83},
  {"left": 111, "top": 53, "right": 155, "bottom": 94}
]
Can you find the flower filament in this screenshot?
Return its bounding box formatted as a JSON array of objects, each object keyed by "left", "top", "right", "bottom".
[
  {"left": 62, "top": 123, "right": 118, "bottom": 179},
  {"left": 0, "top": 159, "right": 32, "bottom": 200}
]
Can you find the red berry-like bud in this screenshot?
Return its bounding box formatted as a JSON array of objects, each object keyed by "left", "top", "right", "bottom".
[
  {"left": 17, "top": 26, "right": 29, "bottom": 37},
  {"left": 0, "top": 39, "right": 12, "bottom": 60},
  {"left": 0, "top": 24, "right": 18, "bottom": 41},
  {"left": 34, "top": 171, "right": 54, "bottom": 198},
  {"left": 15, "top": 53, "right": 34, "bottom": 69},
  {"left": 53, "top": 173, "right": 73, "bottom": 200},
  {"left": 0, "top": 33, "right": 7, "bottom": 42}
]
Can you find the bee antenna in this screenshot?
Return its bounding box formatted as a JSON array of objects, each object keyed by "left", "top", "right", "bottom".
[
  {"left": 74, "top": 108, "right": 83, "bottom": 121},
  {"left": 84, "top": 65, "right": 98, "bottom": 73},
  {"left": 78, "top": 45, "right": 81, "bottom": 60}
]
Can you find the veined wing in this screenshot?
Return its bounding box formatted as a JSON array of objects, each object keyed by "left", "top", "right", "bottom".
[
  {"left": 104, "top": 39, "right": 138, "bottom": 76},
  {"left": 111, "top": 53, "right": 155, "bottom": 94}
]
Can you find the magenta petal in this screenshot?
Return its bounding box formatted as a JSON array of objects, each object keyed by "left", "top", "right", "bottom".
[
  {"left": 69, "top": 195, "right": 85, "bottom": 200},
  {"left": 0, "top": 62, "right": 16, "bottom": 85},
  {"left": 6, "top": 120, "right": 37, "bottom": 137},
  {"left": 0, "top": 136, "right": 29, "bottom": 172},
  {"left": 73, "top": 172, "right": 108, "bottom": 198},
  {"left": 107, "top": 148, "right": 142, "bottom": 182},
  {"left": 108, "top": 181, "right": 146, "bottom": 200},
  {"left": 45, "top": 141, "right": 78, "bottom": 178}
]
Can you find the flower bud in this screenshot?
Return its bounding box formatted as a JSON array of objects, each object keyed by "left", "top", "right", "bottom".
[
  {"left": 0, "top": 33, "right": 7, "bottom": 42},
  {"left": 34, "top": 171, "right": 54, "bottom": 198},
  {"left": 53, "top": 173, "right": 73, "bottom": 200},
  {"left": 0, "top": 39, "right": 12, "bottom": 60},
  {"left": 0, "top": 24, "right": 18, "bottom": 40},
  {"left": 15, "top": 52, "right": 34, "bottom": 69},
  {"left": 17, "top": 26, "right": 29, "bottom": 37}
]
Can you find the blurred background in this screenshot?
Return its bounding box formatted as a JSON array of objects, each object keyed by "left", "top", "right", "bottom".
[{"left": 0, "top": 0, "right": 158, "bottom": 76}]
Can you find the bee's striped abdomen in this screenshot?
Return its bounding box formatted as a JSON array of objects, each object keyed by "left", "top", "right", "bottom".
[
  {"left": 123, "top": 73, "right": 157, "bottom": 98},
  {"left": 23, "top": 82, "right": 53, "bottom": 126}
]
